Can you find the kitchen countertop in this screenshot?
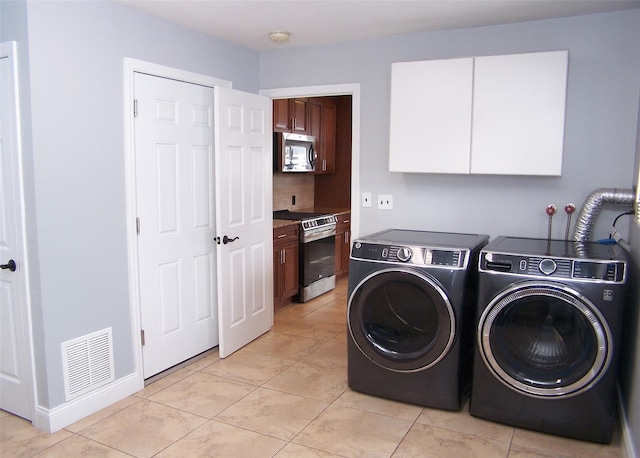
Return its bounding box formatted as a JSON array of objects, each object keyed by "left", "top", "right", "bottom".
[
  {"left": 273, "top": 219, "right": 299, "bottom": 229},
  {"left": 273, "top": 207, "right": 350, "bottom": 229}
]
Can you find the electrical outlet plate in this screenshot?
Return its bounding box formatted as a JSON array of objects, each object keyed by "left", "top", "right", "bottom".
[
  {"left": 362, "top": 192, "right": 371, "bottom": 207},
  {"left": 378, "top": 194, "right": 393, "bottom": 210}
]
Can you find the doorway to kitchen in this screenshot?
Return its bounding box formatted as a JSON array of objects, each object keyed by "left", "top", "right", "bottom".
[{"left": 260, "top": 84, "right": 361, "bottom": 240}]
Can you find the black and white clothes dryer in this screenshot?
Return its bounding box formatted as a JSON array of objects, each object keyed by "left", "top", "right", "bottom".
[
  {"left": 470, "top": 236, "right": 629, "bottom": 443},
  {"left": 347, "top": 229, "right": 489, "bottom": 410}
]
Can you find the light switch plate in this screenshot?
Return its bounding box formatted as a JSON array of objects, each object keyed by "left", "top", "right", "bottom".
[{"left": 362, "top": 192, "right": 372, "bottom": 207}]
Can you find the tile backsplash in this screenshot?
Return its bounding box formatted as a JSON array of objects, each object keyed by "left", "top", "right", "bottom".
[{"left": 273, "top": 173, "right": 315, "bottom": 211}]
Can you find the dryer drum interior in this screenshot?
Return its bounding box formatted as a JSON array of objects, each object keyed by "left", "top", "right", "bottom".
[
  {"left": 348, "top": 268, "right": 456, "bottom": 372},
  {"left": 478, "top": 283, "right": 612, "bottom": 398}
]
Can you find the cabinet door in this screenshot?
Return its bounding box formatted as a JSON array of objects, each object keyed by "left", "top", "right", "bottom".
[
  {"left": 310, "top": 99, "right": 322, "bottom": 164},
  {"left": 321, "top": 101, "right": 336, "bottom": 173},
  {"left": 389, "top": 58, "right": 473, "bottom": 174},
  {"left": 291, "top": 98, "right": 309, "bottom": 134},
  {"left": 281, "top": 243, "right": 299, "bottom": 298},
  {"left": 273, "top": 247, "right": 283, "bottom": 299},
  {"left": 334, "top": 213, "right": 350, "bottom": 276},
  {"left": 335, "top": 229, "right": 350, "bottom": 276},
  {"left": 310, "top": 98, "right": 336, "bottom": 174},
  {"left": 335, "top": 228, "right": 344, "bottom": 276},
  {"left": 273, "top": 225, "right": 299, "bottom": 301},
  {"left": 470, "top": 51, "right": 568, "bottom": 176},
  {"left": 274, "top": 98, "right": 310, "bottom": 134},
  {"left": 273, "top": 99, "right": 291, "bottom": 132}
]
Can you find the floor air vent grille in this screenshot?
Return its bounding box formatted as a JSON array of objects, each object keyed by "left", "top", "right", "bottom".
[{"left": 61, "top": 328, "right": 115, "bottom": 401}]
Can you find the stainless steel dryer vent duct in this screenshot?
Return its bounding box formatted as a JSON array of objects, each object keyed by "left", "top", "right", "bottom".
[{"left": 573, "top": 188, "right": 634, "bottom": 243}]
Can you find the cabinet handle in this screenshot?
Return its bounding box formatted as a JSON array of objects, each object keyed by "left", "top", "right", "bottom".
[
  {"left": 277, "top": 234, "right": 287, "bottom": 239},
  {"left": 282, "top": 248, "right": 286, "bottom": 264},
  {"left": 343, "top": 220, "right": 350, "bottom": 224}
]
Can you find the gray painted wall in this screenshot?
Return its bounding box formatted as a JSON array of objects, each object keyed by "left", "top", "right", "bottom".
[
  {"left": 13, "top": 0, "right": 260, "bottom": 408},
  {"left": 260, "top": 9, "right": 640, "bottom": 451},
  {"left": 260, "top": 11, "right": 640, "bottom": 241}
]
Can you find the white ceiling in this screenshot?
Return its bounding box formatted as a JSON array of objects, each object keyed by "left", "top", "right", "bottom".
[{"left": 116, "top": 0, "right": 640, "bottom": 51}]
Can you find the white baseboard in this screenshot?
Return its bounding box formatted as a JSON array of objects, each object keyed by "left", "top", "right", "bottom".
[{"left": 33, "top": 372, "right": 142, "bottom": 433}]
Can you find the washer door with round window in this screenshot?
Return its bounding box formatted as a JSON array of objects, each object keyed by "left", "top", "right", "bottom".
[
  {"left": 477, "top": 281, "right": 611, "bottom": 398},
  {"left": 348, "top": 268, "right": 456, "bottom": 372}
]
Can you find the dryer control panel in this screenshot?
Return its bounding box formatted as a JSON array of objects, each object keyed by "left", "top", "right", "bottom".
[
  {"left": 351, "top": 242, "right": 468, "bottom": 269},
  {"left": 480, "top": 252, "right": 626, "bottom": 283}
]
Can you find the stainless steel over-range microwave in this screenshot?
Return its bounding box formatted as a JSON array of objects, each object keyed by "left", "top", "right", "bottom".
[{"left": 274, "top": 132, "right": 316, "bottom": 172}]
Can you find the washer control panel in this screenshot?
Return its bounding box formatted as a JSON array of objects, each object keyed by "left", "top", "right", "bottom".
[
  {"left": 351, "top": 242, "right": 467, "bottom": 268},
  {"left": 481, "top": 252, "right": 625, "bottom": 283}
]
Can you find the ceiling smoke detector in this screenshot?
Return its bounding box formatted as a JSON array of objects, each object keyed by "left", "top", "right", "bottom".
[{"left": 269, "top": 31, "right": 290, "bottom": 43}]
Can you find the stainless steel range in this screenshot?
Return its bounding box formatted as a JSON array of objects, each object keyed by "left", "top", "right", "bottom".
[{"left": 273, "top": 210, "right": 338, "bottom": 302}]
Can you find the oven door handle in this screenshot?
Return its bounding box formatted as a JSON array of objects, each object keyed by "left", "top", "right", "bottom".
[{"left": 302, "top": 226, "right": 336, "bottom": 243}]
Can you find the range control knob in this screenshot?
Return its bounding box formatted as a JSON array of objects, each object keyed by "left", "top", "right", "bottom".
[
  {"left": 396, "top": 246, "right": 412, "bottom": 262},
  {"left": 539, "top": 258, "right": 557, "bottom": 276}
]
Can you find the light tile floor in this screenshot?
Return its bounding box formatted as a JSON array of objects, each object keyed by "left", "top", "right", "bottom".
[{"left": 1, "top": 278, "right": 624, "bottom": 457}]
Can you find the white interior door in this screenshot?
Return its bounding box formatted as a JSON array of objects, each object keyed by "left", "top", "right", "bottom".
[
  {"left": 134, "top": 73, "right": 218, "bottom": 378},
  {"left": 0, "top": 43, "right": 34, "bottom": 420},
  {"left": 215, "top": 87, "right": 273, "bottom": 358}
]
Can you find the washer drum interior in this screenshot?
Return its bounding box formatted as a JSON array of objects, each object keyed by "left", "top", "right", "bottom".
[{"left": 477, "top": 282, "right": 611, "bottom": 398}]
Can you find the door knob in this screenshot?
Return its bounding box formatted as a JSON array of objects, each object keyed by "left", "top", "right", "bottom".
[
  {"left": 223, "top": 235, "right": 239, "bottom": 244},
  {"left": 1, "top": 259, "right": 16, "bottom": 272}
]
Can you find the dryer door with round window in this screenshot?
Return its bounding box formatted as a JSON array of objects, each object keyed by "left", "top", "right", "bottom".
[
  {"left": 477, "top": 282, "right": 611, "bottom": 398},
  {"left": 348, "top": 268, "right": 456, "bottom": 372}
]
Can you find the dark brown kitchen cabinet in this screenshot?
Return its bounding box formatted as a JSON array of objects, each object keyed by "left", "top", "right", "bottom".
[
  {"left": 309, "top": 97, "right": 336, "bottom": 174},
  {"left": 335, "top": 212, "right": 351, "bottom": 278},
  {"left": 273, "top": 224, "right": 299, "bottom": 307},
  {"left": 273, "top": 98, "right": 309, "bottom": 134}
]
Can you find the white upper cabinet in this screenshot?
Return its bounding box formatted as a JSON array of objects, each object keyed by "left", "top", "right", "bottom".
[
  {"left": 389, "top": 50, "right": 569, "bottom": 176},
  {"left": 389, "top": 57, "right": 474, "bottom": 174},
  {"left": 471, "top": 51, "right": 569, "bottom": 175}
]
